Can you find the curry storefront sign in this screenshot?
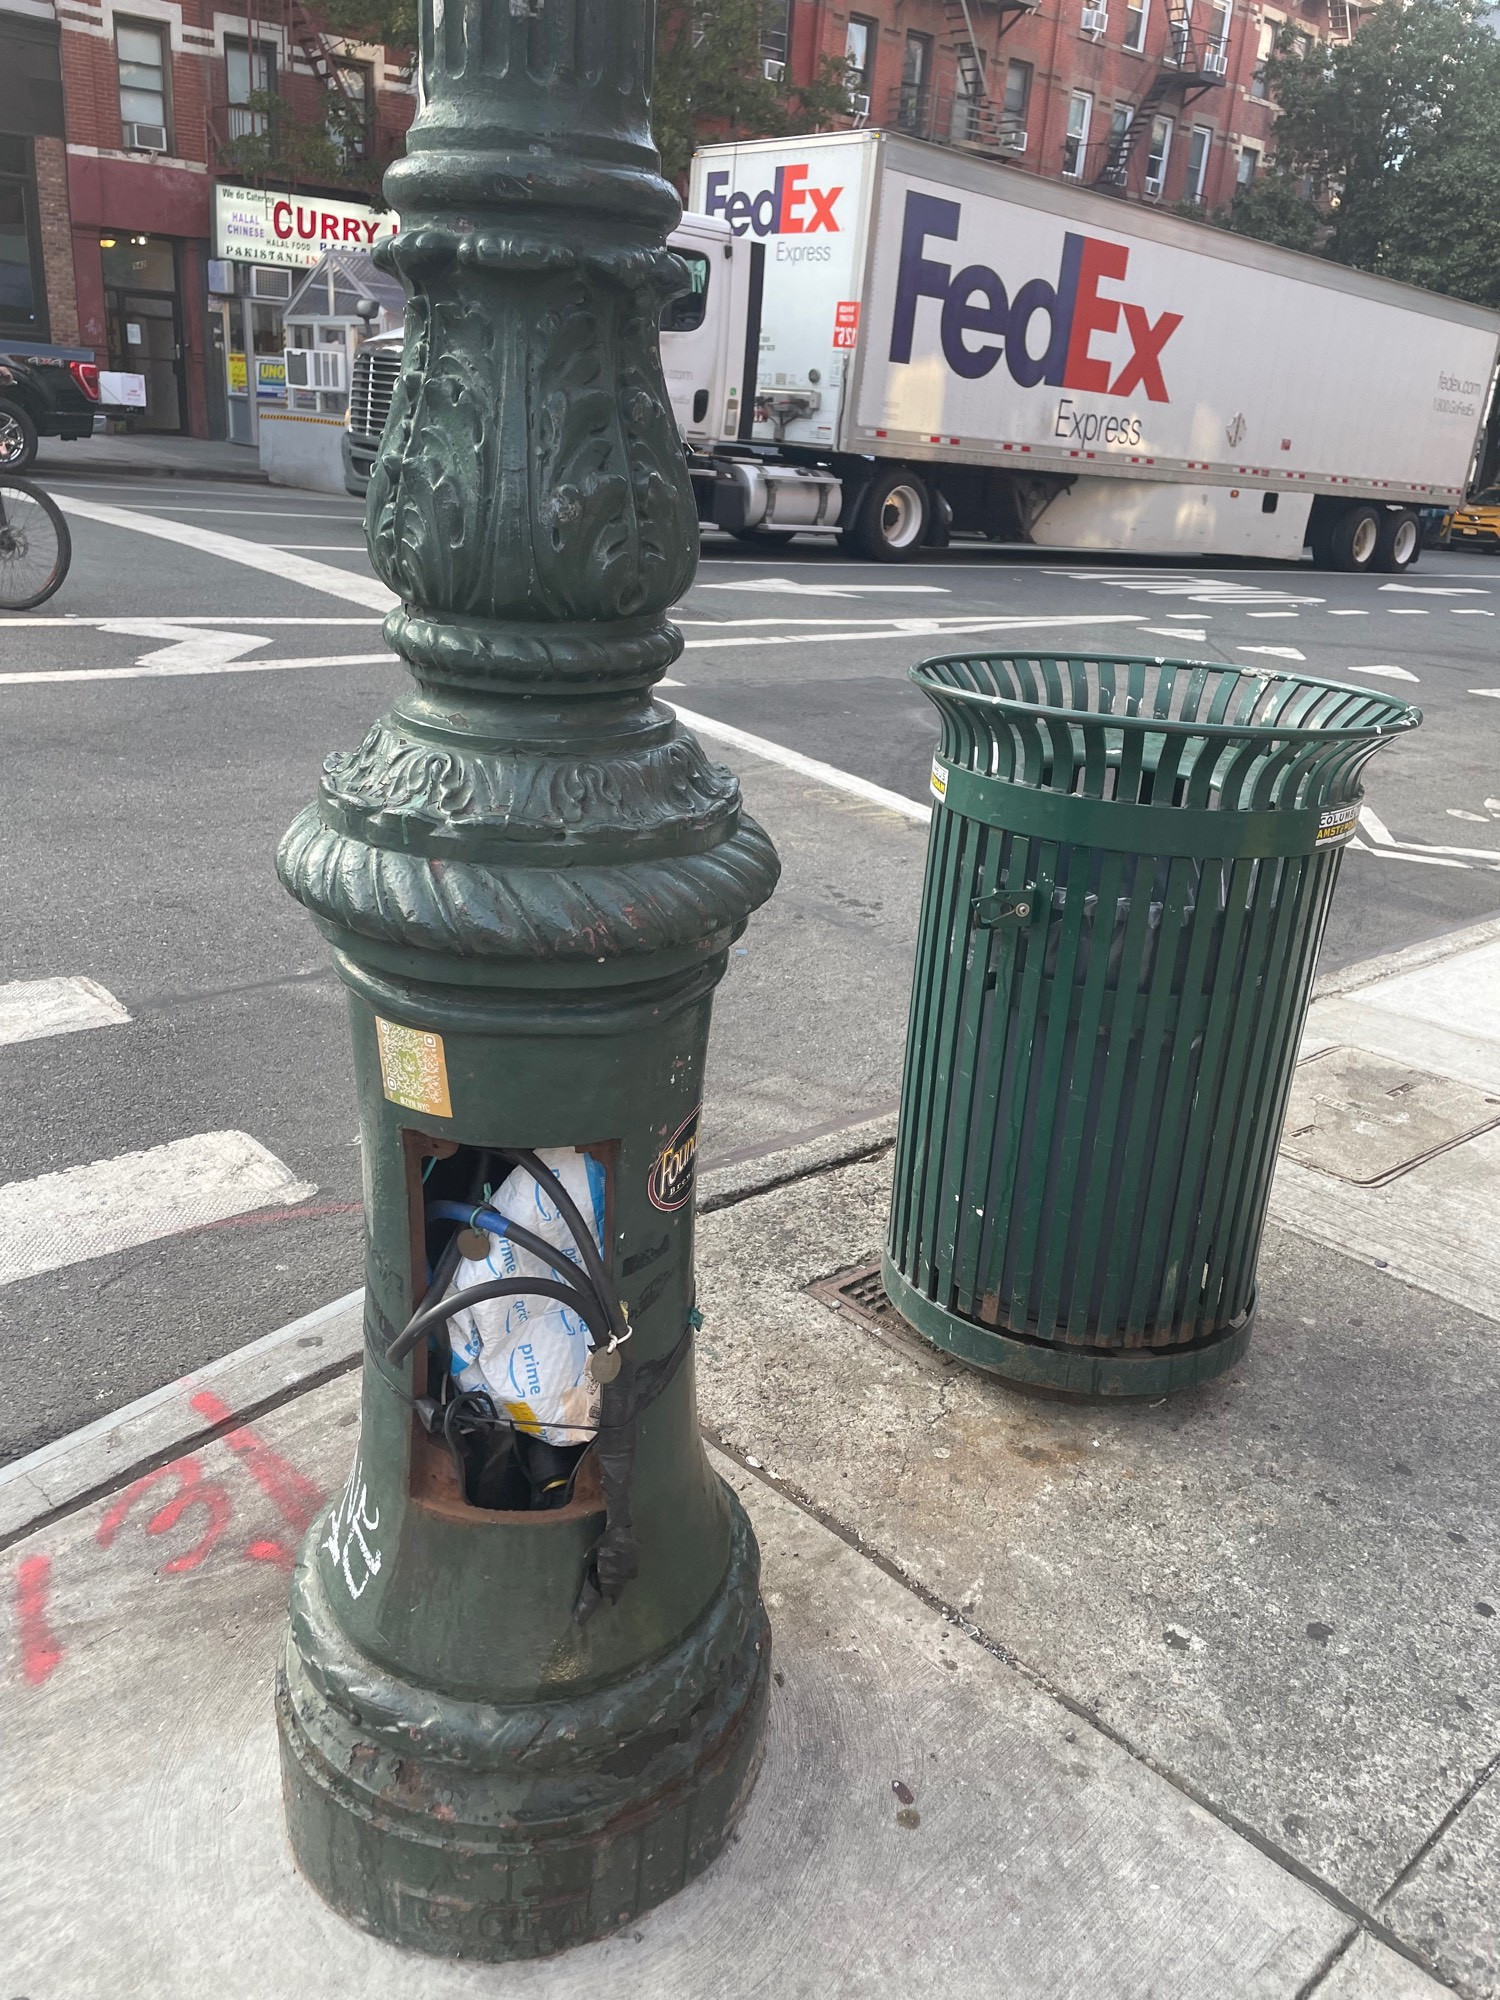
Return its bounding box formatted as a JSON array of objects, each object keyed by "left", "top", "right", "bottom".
[{"left": 212, "top": 184, "right": 398, "bottom": 271}]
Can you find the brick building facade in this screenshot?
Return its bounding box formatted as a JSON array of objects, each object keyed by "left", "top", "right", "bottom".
[
  {"left": 768, "top": 0, "right": 1360, "bottom": 216},
  {"left": 0, "top": 5, "right": 77, "bottom": 347},
  {"left": 9, "top": 0, "right": 413, "bottom": 436}
]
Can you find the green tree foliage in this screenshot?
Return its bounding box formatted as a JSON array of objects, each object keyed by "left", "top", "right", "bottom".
[
  {"left": 244, "top": 0, "right": 853, "bottom": 194},
  {"left": 649, "top": 1, "right": 854, "bottom": 185},
  {"left": 1229, "top": 0, "right": 1500, "bottom": 305}
]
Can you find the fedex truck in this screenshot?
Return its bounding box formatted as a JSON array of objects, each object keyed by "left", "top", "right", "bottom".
[{"left": 676, "top": 130, "right": 1500, "bottom": 569}]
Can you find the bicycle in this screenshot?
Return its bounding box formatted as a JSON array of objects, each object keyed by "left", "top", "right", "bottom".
[{"left": 0, "top": 477, "right": 70, "bottom": 610}]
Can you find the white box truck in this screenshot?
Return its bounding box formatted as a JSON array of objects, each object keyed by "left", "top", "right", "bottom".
[{"left": 675, "top": 129, "right": 1500, "bottom": 570}]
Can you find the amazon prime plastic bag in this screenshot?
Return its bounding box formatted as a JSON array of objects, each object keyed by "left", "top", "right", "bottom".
[{"left": 445, "top": 1148, "right": 605, "bottom": 1448}]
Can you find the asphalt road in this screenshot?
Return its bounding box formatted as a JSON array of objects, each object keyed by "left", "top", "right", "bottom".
[{"left": 2, "top": 471, "right": 1497, "bottom": 1460}]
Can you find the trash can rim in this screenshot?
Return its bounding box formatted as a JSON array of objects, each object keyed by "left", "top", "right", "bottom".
[{"left": 910, "top": 653, "right": 1421, "bottom": 745}]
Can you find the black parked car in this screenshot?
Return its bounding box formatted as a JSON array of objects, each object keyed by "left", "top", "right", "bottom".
[{"left": 0, "top": 350, "right": 100, "bottom": 471}]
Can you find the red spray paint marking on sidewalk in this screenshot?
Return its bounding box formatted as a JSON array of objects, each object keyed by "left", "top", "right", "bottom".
[
  {"left": 191, "top": 1389, "right": 324, "bottom": 1569},
  {"left": 97, "top": 1459, "right": 232, "bottom": 1574},
  {"left": 15, "top": 1555, "right": 63, "bottom": 1686}
]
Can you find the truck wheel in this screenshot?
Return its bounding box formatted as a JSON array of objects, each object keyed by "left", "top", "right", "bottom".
[
  {"left": 0, "top": 399, "right": 38, "bottom": 473},
  {"left": 1376, "top": 509, "right": 1420, "bottom": 573},
  {"left": 851, "top": 468, "right": 930, "bottom": 562},
  {"left": 1327, "top": 504, "right": 1382, "bottom": 572}
]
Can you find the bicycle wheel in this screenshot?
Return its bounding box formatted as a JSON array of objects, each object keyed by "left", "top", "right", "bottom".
[{"left": 0, "top": 479, "right": 70, "bottom": 610}]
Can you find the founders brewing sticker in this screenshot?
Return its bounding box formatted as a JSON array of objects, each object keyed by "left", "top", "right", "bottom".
[
  {"left": 375, "top": 1016, "right": 452, "bottom": 1118},
  {"left": 649, "top": 1105, "right": 701, "bottom": 1212},
  {"left": 1315, "top": 803, "right": 1360, "bottom": 850}
]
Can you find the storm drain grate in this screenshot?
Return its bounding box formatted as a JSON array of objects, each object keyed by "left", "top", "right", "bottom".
[{"left": 806, "top": 1260, "right": 956, "bottom": 1374}]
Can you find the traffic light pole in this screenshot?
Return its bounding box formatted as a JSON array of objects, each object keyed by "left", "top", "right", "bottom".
[{"left": 273, "top": 1, "right": 779, "bottom": 1958}]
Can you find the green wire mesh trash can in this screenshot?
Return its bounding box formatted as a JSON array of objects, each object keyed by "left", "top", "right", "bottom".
[{"left": 884, "top": 651, "right": 1419, "bottom": 1396}]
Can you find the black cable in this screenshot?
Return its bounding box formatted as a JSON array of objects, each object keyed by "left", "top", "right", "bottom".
[
  {"left": 499, "top": 1149, "right": 626, "bottom": 1341},
  {"left": 386, "top": 1273, "right": 610, "bottom": 1367},
  {"left": 413, "top": 1232, "right": 463, "bottom": 1323},
  {"left": 436, "top": 1205, "right": 611, "bottom": 1327}
]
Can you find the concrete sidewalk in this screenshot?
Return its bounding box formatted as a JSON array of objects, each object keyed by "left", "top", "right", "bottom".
[
  {"left": 2, "top": 918, "right": 1497, "bottom": 1996},
  {"left": 34, "top": 431, "right": 269, "bottom": 483}
]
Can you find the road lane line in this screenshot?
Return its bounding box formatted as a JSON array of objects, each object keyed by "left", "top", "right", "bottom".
[
  {"left": 682, "top": 612, "right": 1145, "bottom": 653},
  {"left": 54, "top": 495, "right": 396, "bottom": 611},
  {"left": 0, "top": 977, "right": 130, "bottom": 1047},
  {"left": 0, "top": 654, "right": 390, "bottom": 685},
  {"left": 0, "top": 1132, "right": 317, "bottom": 1287},
  {"left": 0, "top": 616, "right": 381, "bottom": 627},
  {"left": 669, "top": 702, "right": 932, "bottom": 824}
]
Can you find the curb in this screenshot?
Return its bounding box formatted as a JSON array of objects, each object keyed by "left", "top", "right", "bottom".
[
  {"left": 35, "top": 451, "right": 272, "bottom": 486},
  {"left": 5, "top": 915, "right": 1491, "bottom": 1554},
  {"left": 0, "top": 1114, "right": 901, "bottom": 1549}
]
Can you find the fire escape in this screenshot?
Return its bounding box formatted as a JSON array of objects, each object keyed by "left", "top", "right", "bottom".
[
  {"left": 1094, "top": 0, "right": 1228, "bottom": 190},
  {"left": 208, "top": 0, "right": 371, "bottom": 183},
  {"left": 891, "top": 0, "right": 1038, "bottom": 157}
]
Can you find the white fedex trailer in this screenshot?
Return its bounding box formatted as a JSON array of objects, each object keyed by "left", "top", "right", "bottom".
[{"left": 679, "top": 130, "right": 1500, "bottom": 569}]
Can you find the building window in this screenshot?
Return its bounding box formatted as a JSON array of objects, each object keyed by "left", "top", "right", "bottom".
[
  {"left": 1186, "top": 124, "right": 1212, "bottom": 201},
  {"left": 1237, "top": 144, "right": 1260, "bottom": 185},
  {"left": 0, "top": 135, "right": 45, "bottom": 337},
  {"left": 1123, "top": 0, "right": 1149, "bottom": 51},
  {"left": 760, "top": 0, "right": 790, "bottom": 61},
  {"left": 1251, "top": 15, "right": 1279, "bottom": 96},
  {"left": 116, "top": 21, "right": 169, "bottom": 147},
  {"left": 1205, "top": 0, "right": 1232, "bottom": 54},
  {"left": 225, "top": 37, "right": 274, "bottom": 140},
  {"left": 1063, "top": 90, "right": 1092, "bottom": 176},
  {"left": 1003, "top": 58, "right": 1033, "bottom": 132},
  {"left": 898, "top": 31, "right": 931, "bottom": 131},
  {"left": 1144, "top": 113, "right": 1173, "bottom": 193},
  {"left": 329, "top": 58, "right": 372, "bottom": 161},
  {"left": 845, "top": 14, "right": 876, "bottom": 104}
]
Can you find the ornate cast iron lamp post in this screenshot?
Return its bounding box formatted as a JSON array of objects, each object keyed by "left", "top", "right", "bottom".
[{"left": 273, "top": 0, "right": 779, "bottom": 1958}]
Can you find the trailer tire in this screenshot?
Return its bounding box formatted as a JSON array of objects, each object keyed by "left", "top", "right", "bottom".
[
  {"left": 849, "top": 468, "right": 931, "bottom": 562},
  {"left": 1327, "top": 504, "right": 1383, "bottom": 572},
  {"left": 1376, "top": 509, "right": 1420, "bottom": 573}
]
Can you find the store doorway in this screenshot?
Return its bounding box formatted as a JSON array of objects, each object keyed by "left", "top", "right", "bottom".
[{"left": 99, "top": 234, "right": 184, "bottom": 433}]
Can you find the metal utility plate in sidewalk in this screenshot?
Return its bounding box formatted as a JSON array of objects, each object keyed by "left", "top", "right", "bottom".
[{"left": 1280, "top": 1045, "right": 1500, "bottom": 1186}]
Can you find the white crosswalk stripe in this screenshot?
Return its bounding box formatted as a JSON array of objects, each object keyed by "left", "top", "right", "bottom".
[
  {"left": 0, "top": 977, "right": 131, "bottom": 1048},
  {"left": 0, "top": 1132, "right": 318, "bottom": 1287}
]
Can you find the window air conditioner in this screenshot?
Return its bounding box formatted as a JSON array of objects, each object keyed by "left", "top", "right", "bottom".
[
  {"left": 1002, "top": 127, "right": 1028, "bottom": 151},
  {"left": 851, "top": 92, "right": 871, "bottom": 116},
  {"left": 1204, "top": 45, "right": 1229, "bottom": 71},
  {"left": 249, "top": 266, "right": 294, "bottom": 300},
  {"left": 284, "top": 348, "right": 348, "bottom": 392},
  {"left": 123, "top": 121, "right": 168, "bottom": 152},
  {"left": 763, "top": 57, "right": 785, "bottom": 81},
  {"left": 1082, "top": 7, "right": 1109, "bottom": 34}
]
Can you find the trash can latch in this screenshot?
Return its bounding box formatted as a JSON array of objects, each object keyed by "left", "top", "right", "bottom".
[{"left": 973, "top": 889, "right": 1037, "bottom": 929}]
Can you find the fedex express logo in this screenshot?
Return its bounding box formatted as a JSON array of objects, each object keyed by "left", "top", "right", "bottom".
[
  {"left": 703, "top": 165, "right": 843, "bottom": 236},
  {"left": 892, "top": 192, "right": 1183, "bottom": 404}
]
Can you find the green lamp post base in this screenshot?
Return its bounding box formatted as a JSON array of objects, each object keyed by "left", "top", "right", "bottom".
[{"left": 278, "top": 1492, "right": 769, "bottom": 1960}]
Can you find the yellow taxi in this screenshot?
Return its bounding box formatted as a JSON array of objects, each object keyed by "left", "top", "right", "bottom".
[{"left": 1447, "top": 486, "right": 1500, "bottom": 551}]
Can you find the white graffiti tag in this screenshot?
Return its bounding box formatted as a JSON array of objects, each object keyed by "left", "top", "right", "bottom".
[{"left": 322, "top": 1454, "right": 383, "bottom": 1600}]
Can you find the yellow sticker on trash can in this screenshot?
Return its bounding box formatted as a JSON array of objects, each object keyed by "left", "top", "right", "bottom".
[
  {"left": 375, "top": 1017, "right": 453, "bottom": 1118},
  {"left": 930, "top": 758, "right": 948, "bottom": 803},
  {"left": 1314, "top": 804, "right": 1360, "bottom": 849}
]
